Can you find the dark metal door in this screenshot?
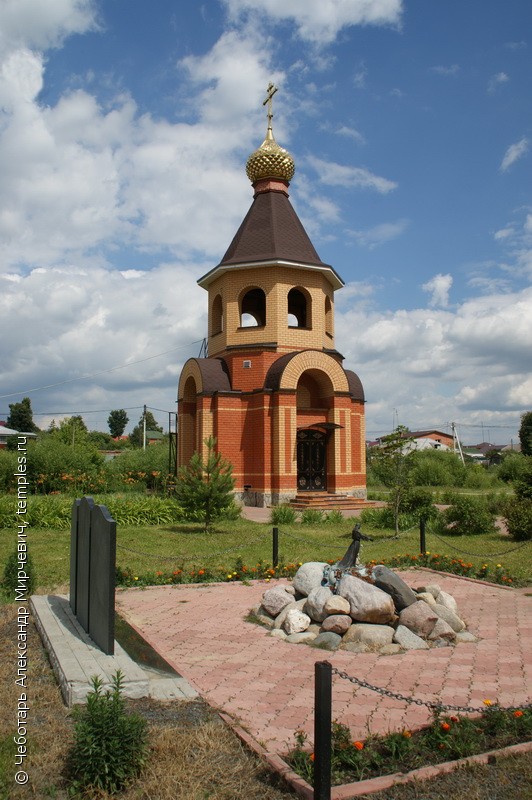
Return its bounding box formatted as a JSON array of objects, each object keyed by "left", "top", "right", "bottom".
[{"left": 297, "top": 429, "right": 327, "bottom": 491}]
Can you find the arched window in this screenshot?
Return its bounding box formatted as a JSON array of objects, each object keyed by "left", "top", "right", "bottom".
[
  {"left": 211, "top": 294, "right": 223, "bottom": 335},
  {"left": 240, "top": 287, "right": 266, "bottom": 327},
  {"left": 288, "top": 287, "right": 310, "bottom": 328},
  {"left": 325, "top": 295, "right": 333, "bottom": 338}
]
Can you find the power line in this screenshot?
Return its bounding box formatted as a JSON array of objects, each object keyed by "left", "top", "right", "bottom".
[{"left": 0, "top": 340, "right": 204, "bottom": 400}]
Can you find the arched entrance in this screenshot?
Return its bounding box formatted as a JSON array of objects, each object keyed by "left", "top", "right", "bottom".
[{"left": 297, "top": 429, "right": 327, "bottom": 491}]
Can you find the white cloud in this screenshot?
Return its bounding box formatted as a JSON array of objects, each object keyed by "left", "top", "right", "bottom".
[
  {"left": 222, "top": 0, "right": 403, "bottom": 44},
  {"left": 431, "top": 64, "right": 460, "bottom": 77},
  {"left": 349, "top": 219, "right": 408, "bottom": 248},
  {"left": 500, "top": 137, "right": 529, "bottom": 172},
  {"left": 422, "top": 273, "right": 453, "bottom": 308},
  {"left": 488, "top": 71, "right": 509, "bottom": 93},
  {"left": 307, "top": 155, "right": 397, "bottom": 193},
  {"left": 0, "top": 0, "right": 97, "bottom": 56},
  {"left": 336, "top": 286, "right": 532, "bottom": 438}
]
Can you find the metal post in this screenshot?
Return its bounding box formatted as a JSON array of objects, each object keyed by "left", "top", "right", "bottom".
[
  {"left": 272, "top": 527, "right": 279, "bottom": 568},
  {"left": 314, "top": 661, "right": 332, "bottom": 800},
  {"left": 420, "top": 515, "right": 426, "bottom": 556}
]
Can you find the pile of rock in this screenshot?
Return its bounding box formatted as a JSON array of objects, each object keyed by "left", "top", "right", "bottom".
[{"left": 251, "top": 562, "right": 478, "bottom": 654}]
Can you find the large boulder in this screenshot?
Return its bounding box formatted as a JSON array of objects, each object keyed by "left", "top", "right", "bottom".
[
  {"left": 338, "top": 574, "right": 395, "bottom": 624},
  {"left": 273, "top": 598, "right": 307, "bottom": 629},
  {"left": 312, "top": 632, "right": 342, "bottom": 651},
  {"left": 283, "top": 609, "right": 311, "bottom": 635},
  {"left": 343, "top": 623, "right": 395, "bottom": 647},
  {"left": 292, "top": 562, "right": 328, "bottom": 597},
  {"left": 428, "top": 618, "right": 456, "bottom": 642},
  {"left": 435, "top": 590, "right": 458, "bottom": 615},
  {"left": 305, "top": 586, "right": 334, "bottom": 623},
  {"left": 371, "top": 565, "right": 418, "bottom": 611},
  {"left": 432, "top": 603, "right": 465, "bottom": 632},
  {"left": 321, "top": 615, "right": 352, "bottom": 635},
  {"left": 399, "top": 602, "right": 438, "bottom": 637},
  {"left": 324, "top": 595, "right": 351, "bottom": 616},
  {"left": 393, "top": 625, "right": 430, "bottom": 651},
  {"left": 262, "top": 587, "right": 295, "bottom": 617}
]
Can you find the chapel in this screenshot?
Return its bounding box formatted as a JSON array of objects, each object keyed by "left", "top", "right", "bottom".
[{"left": 177, "top": 85, "right": 367, "bottom": 508}]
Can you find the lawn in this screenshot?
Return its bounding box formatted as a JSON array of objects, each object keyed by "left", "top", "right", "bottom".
[
  {"left": 1, "top": 510, "right": 531, "bottom": 799},
  {"left": 0, "top": 513, "right": 530, "bottom": 594}
]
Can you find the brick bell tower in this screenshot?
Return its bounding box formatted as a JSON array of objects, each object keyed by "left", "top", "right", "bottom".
[{"left": 178, "top": 84, "right": 367, "bottom": 508}]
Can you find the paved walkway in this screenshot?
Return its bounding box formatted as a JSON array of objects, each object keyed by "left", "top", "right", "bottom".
[{"left": 116, "top": 573, "right": 531, "bottom": 755}]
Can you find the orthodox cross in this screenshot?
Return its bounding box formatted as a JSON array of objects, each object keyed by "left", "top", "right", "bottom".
[{"left": 262, "top": 82, "right": 278, "bottom": 131}]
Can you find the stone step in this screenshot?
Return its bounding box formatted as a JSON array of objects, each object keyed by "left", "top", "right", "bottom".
[{"left": 288, "top": 493, "right": 374, "bottom": 511}]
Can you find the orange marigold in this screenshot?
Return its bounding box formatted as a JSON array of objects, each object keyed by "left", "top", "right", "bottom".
[
  {"left": 514, "top": 710, "right": 524, "bottom": 718},
  {"left": 441, "top": 722, "right": 451, "bottom": 731},
  {"left": 353, "top": 741, "right": 364, "bottom": 750}
]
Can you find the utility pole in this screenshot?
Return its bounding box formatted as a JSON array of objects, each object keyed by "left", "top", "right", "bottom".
[
  {"left": 142, "top": 405, "right": 147, "bottom": 451},
  {"left": 451, "top": 422, "right": 465, "bottom": 466}
]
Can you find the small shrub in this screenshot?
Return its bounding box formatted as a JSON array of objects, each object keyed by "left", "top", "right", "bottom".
[
  {"left": 435, "top": 495, "right": 498, "bottom": 536},
  {"left": 300, "top": 508, "right": 325, "bottom": 525},
  {"left": 324, "top": 509, "right": 345, "bottom": 525},
  {"left": 503, "top": 498, "right": 532, "bottom": 541},
  {"left": 270, "top": 504, "right": 297, "bottom": 525},
  {"left": 67, "top": 671, "right": 148, "bottom": 794},
  {"left": 1, "top": 549, "right": 36, "bottom": 599}
]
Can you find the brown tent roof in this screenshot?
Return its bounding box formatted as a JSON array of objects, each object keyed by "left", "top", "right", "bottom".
[{"left": 219, "top": 189, "right": 327, "bottom": 268}]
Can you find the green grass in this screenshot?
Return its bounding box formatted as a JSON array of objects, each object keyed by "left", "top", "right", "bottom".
[{"left": 1, "top": 515, "right": 530, "bottom": 593}]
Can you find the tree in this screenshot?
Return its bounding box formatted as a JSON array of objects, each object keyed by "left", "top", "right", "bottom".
[
  {"left": 369, "top": 426, "right": 416, "bottom": 536},
  {"left": 108, "top": 409, "right": 129, "bottom": 438},
  {"left": 176, "top": 437, "right": 236, "bottom": 532},
  {"left": 519, "top": 411, "right": 532, "bottom": 457},
  {"left": 54, "top": 416, "right": 89, "bottom": 446},
  {"left": 6, "top": 397, "right": 39, "bottom": 433},
  {"left": 129, "top": 410, "right": 163, "bottom": 447}
]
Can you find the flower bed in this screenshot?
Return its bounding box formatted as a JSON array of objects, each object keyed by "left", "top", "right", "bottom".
[{"left": 287, "top": 705, "right": 532, "bottom": 787}]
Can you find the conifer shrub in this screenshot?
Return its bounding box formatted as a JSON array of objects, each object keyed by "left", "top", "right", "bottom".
[{"left": 66, "top": 671, "right": 148, "bottom": 795}]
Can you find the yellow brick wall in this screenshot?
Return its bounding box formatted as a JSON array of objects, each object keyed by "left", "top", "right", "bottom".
[{"left": 206, "top": 265, "right": 337, "bottom": 357}]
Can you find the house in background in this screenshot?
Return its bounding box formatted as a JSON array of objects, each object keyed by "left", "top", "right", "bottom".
[{"left": 0, "top": 421, "right": 37, "bottom": 449}]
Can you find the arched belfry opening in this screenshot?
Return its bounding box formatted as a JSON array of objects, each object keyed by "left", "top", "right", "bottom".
[
  {"left": 288, "top": 287, "right": 310, "bottom": 328},
  {"left": 240, "top": 287, "right": 266, "bottom": 327},
  {"left": 177, "top": 82, "right": 367, "bottom": 509}
]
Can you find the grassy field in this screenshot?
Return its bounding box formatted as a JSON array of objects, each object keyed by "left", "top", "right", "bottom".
[
  {"left": 1, "top": 507, "right": 531, "bottom": 798},
  {"left": 0, "top": 514, "right": 530, "bottom": 593}
]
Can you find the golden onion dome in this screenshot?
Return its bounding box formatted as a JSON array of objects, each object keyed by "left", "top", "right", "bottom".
[{"left": 246, "top": 127, "right": 295, "bottom": 184}]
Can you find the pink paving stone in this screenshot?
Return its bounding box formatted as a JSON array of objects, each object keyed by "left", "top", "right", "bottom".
[{"left": 116, "top": 571, "right": 532, "bottom": 754}]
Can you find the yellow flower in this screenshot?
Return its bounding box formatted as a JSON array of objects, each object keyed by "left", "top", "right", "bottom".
[
  {"left": 134, "top": 577, "right": 138, "bottom": 581},
  {"left": 496, "top": 564, "right": 502, "bottom": 569},
  {"left": 227, "top": 574, "right": 232, "bottom": 579},
  {"left": 483, "top": 699, "right": 492, "bottom": 706}
]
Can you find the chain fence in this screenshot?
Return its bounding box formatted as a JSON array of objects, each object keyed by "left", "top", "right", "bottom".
[
  {"left": 425, "top": 525, "right": 531, "bottom": 559},
  {"left": 331, "top": 666, "right": 532, "bottom": 714}
]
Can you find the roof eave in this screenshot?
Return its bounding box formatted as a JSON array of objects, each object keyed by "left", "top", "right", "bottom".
[{"left": 197, "top": 259, "right": 344, "bottom": 291}]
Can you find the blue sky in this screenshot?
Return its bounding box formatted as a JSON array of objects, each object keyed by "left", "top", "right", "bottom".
[{"left": 0, "top": 0, "right": 530, "bottom": 445}]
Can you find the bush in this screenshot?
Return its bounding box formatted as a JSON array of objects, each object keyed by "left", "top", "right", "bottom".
[
  {"left": 409, "top": 450, "right": 465, "bottom": 487},
  {"left": 1, "top": 549, "right": 36, "bottom": 598},
  {"left": 0, "top": 450, "right": 18, "bottom": 492},
  {"left": 434, "top": 495, "right": 498, "bottom": 536},
  {"left": 0, "top": 494, "right": 186, "bottom": 529},
  {"left": 29, "top": 437, "right": 109, "bottom": 494},
  {"left": 108, "top": 445, "right": 170, "bottom": 492},
  {"left": 498, "top": 451, "right": 529, "bottom": 483},
  {"left": 270, "top": 505, "right": 297, "bottom": 525},
  {"left": 503, "top": 498, "right": 532, "bottom": 541},
  {"left": 300, "top": 508, "right": 325, "bottom": 525},
  {"left": 67, "top": 671, "right": 148, "bottom": 794}
]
